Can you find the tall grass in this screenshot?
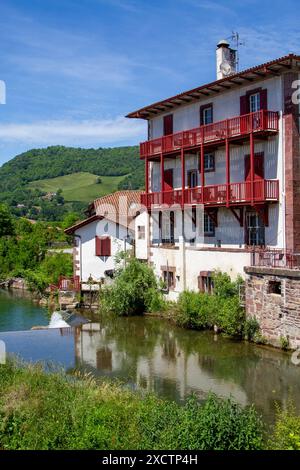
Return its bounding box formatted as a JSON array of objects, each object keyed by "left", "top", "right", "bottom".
[{"left": 0, "top": 360, "right": 263, "bottom": 450}]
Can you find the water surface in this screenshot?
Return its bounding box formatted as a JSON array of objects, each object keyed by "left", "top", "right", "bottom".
[
  {"left": 1, "top": 309, "right": 299, "bottom": 424},
  {"left": 0, "top": 289, "right": 48, "bottom": 331}
]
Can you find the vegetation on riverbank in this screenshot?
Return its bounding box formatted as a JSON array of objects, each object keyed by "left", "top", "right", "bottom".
[
  {"left": 0, "top": 204, "right": 74, "bottom": 293},
  {"left": 100, "top": 257, "right": 166, "bottom": 316},
  {"left": 100, "top": 258, "right": 261, "bottom": 341},
  {"left": 0, "top": 360, "right": 263, "bottom": 450}
]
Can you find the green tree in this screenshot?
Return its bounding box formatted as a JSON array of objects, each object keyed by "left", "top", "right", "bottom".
[{"left": 0, "top": 204, "right": 14, "bottom": 237}]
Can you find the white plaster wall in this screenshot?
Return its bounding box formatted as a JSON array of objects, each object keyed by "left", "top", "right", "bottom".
[
  {"left": 135, "top": 211, "right": 149, "bottom": 260},
  {"left": 150, "top": 76, "right": 282, "bottom": 139},
  {"left": 74, "top": 219, "right": 132, "bottom": 282},
  {"left": 150, "top": 244, "right": 251, "bottom": 297}
]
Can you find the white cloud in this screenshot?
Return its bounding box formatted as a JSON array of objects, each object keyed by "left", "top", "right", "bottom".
[{"left": 0, "top": 116, "right": 146, "bottom": 146}]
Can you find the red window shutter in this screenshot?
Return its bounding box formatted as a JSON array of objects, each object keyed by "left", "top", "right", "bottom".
[
  {"left": 260, "top": 89, "right": 268, "bottom": 110},
  {"left": 105, "top": 237, "right": 111, "bottom": 256},
  {"left": 163, "top": 114, "right": 173, "bottom": 136},
  {"left": 95, "top": 236, "right": 102, "bottom": 256},
  {"left": 240, "top": 95, "right": 248, "bottom": 115},
  {"left": 101, "top": 237, "right": 111, "bottom": 256}
]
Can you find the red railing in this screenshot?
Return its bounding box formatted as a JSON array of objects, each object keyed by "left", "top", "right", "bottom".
[
  {"left": 140, "top": 110, "right": 279, "bottom": 158},
  {"left": 250, "top": 249, "right": 300, "bottom": 269},
  {"left": 141, "top": 179, "right": 279, "bottom": 208},
  {"left": 58, "top": 276, "right": 80, "bottom": 292}
]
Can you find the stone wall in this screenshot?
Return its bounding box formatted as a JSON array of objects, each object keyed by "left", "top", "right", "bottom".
[{"left": 245, "top": 266, "right": 300, "bottom": 349}]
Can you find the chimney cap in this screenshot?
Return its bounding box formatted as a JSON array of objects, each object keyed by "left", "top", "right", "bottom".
[{"left": 217, "top": 39, "right": 230, "bottom": 48}]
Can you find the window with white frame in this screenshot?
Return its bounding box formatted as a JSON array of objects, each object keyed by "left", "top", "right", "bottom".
[
  {"left": 204, "top": 153, "right": 215, "bottom": 172},
  {"left": 203, "top": 106, "right": 213, "bottom": 125},
  {"left": 249, "top": 92, "right": 260, "bottom": 113},
  {"left": 204, "top": 213, "right": 215, "bottom": 236}
]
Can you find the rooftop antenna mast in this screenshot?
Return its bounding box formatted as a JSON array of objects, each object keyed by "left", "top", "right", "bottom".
[{"left": 227, "top": 31, "right": 245, "bottom": 72}]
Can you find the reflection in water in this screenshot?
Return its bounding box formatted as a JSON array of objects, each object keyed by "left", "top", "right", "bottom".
[
  {"left": 73, "top": 316, "right": 300, "bottom": 423},
  {"left": 1, "top": 313, "right": 300, "bottom": 424}
]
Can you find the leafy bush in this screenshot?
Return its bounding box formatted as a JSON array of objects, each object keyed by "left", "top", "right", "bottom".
[
  {"left": 269, "top": 402, "right": 300, "bottom": 450},
  {"left": 176, "top": 291, "right": 215, "bottom": 329},
  {"left": 0, "top": 361, "right": 263, "bottom": 450},
  {"left": 280, "top": 336, "right": 290, "bottom": 350},
  {"left": 213, "top": 271, "right": 243, "bottom": 298},
  {"left": 176, "top": 273, "right": 245, "bottom": 337},
  {"left": 243, "top": 317, "right": 260, "bottom": 341},
  {"left": 100, "top": 258, "right": 165, "bottom": 316},
  {"left": 216, "top": 296, "right": 245, "bottom": 337}
]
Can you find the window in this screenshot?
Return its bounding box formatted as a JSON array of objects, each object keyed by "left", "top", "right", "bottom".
[
  {"left": 198, "top": 272, "right": 214, "bottom": 294},
  {"left": 249, "top": 92, "right": 260, "bottom": 113},
  {"left": 163, "top": 270, "right": 175, "bottom": 289},
  {"left": 204, "top": 213, "right": 215, "bottom": 236},
  {"left": 204, "top": 153, "right": 215, "bottom": 172},
  {"left": 188, "top": 170, "right": 198, "bottom": 188},
  {"left": 95, "top": 236, "right": 111, "bottom": 257},
  {"left": 137, "top": 225, "right": 145, "bottom": 240},
  {"left": 160, "top": 211, "right": 175, "bottom": 244},
  {"left": 268, "top": 280, "right": 282, "bottom": 295},
  {"left": 200, "top": 104, "right": 213, "bottom": 125},
  {"left": 246, "top": 212, "right": 265, "bottom": 246},
  {"left": 163, "top": 114, "right": 173, "bottom": 136}
]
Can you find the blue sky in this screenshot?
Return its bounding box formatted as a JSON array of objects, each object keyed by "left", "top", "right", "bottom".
[{"left": 0, "top": 0, "right": 299, "bottom": 165}]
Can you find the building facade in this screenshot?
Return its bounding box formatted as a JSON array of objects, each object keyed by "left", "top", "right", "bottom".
[
  {"left": 65, "top": 190, "right": 142, "bottom": 291},
  {"left": 128, "top": 44, "right": 300, "bottom": 346}
]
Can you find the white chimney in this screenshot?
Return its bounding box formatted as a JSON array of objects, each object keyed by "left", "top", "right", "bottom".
[{"left": 216, "top": 39, "right": 237, "bottom": 79}]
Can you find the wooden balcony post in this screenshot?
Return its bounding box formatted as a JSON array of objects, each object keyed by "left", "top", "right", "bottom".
[
  {"left": 145, "top": 156, "right": 149, "bottom": 208},
  {"left": 160, "top": 152, "right": 164, "bottom": 204},
  {"left": 201, "top": 141, "right": 205, "bottom": 203},
  {"left": 250, "top": 131, "right": 254, "bottom": 205},
  {"left": 181, "top": 148, "right": 185, "bottom": 207},
  {"left": 225, "top": 136, "right": 230, "bottom": 207}
]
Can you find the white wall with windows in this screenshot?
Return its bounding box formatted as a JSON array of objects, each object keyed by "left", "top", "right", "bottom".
[
  {"left": 73, "top": 219, "right": 133, "bottom": 283},
  {"left": 149, "top": 76, "right": 282, "bottom": 140}
]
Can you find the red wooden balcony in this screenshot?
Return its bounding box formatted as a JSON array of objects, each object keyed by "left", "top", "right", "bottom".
[
  {"left": 141, "top": 179, "right": 279, "bottom": 209},
  {"left": 58, "top": 276, "right": 80, "bottom": 292},
  {"left": 140, "top": 110, "right": 279, "bottom": 159}
]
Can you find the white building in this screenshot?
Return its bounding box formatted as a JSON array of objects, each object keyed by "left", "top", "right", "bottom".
[
  {"left": 65, "top": 190, "right": 142, "bottom": 290},
  {"left": 128, "top": 43, "right": 300, "bottom": 300}
]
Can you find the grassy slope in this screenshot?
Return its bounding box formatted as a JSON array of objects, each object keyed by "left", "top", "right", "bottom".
[{"left": 28, "top": 172, "right": 127, "bottom": 202}]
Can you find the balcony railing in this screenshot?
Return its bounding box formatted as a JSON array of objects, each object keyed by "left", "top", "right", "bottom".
[
  {"left": 140, "top": 110, "right": 279, "bottom": 158},
  {"left": 58, "top": 276, "right": 81, "bottom": 292},
  {"left": 141, "top": 179, "right": 279, "bottom": 209},
  {"left": 250, "top": 248, "right": 300, "bottom": 269}
]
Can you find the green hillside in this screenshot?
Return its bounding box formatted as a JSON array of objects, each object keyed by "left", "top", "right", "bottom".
[
  {"left": 29, "top": 172, "right": 127, "bottom": 203},
  {"left": 0, "top": 145, "right": 144, "bottom": 221}
]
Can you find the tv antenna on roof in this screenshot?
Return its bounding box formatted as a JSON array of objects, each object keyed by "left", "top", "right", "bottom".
[{"left": 226, "top": 31, "right": 245, "bottom": 72}]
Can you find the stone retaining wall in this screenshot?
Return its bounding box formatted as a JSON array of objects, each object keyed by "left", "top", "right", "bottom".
[{"left": 244, "top": 266, "right": 300, "bottom": 349}]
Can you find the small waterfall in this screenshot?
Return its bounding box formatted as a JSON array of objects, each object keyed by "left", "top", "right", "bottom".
[{"left": 48, "top": 311, "right": 70, "bottom": 329}]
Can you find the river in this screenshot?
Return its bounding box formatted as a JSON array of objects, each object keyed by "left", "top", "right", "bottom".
[{"left": 1, "top": 288, "right": 300, "bottom": 424}]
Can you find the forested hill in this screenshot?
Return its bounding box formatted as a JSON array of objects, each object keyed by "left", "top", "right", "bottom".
[
  {"left": 0, "top": 145, "right": 144, "bottom": 221},
  {"left": 0, "top": 145, "right": 142, "bottom": 191}
]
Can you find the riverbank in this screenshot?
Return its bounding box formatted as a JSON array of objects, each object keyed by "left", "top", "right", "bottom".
[
  {"left": 1, "top": 360, "right": 299, "bottom": 450},
  {"left": 0, "top": 360, "right": 263, "bottom": 450}
]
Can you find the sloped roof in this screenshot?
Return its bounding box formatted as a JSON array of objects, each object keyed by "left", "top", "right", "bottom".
[
  {"left": 65, "top": 190, "right": 143, "bottom": 235},
  {"left": 64, "top": 215, "right": 103, "bottom": 235},
  {"left": 126, "top": 53, "right": 300, "bottom": 119}
]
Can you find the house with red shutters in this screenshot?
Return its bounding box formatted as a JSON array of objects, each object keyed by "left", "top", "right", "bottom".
[
  {"left": 128, "top": 41, "right": 300, "bottom": 348},
  {"left": 65, "top": 190, "right": 142, "bottom": 290}
]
